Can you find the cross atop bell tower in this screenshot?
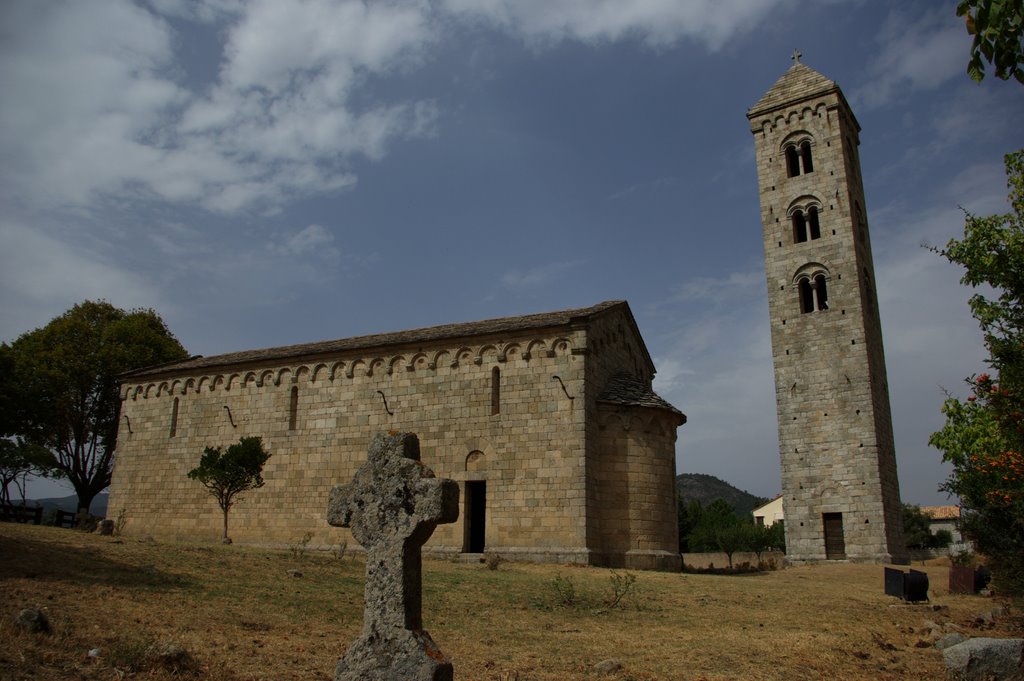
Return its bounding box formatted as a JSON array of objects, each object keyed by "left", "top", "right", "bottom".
[{"left": 746, "top": 60, "right": 907, "bottom": 564}]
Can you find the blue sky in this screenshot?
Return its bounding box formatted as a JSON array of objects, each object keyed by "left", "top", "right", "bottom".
[{"left": 2, "top": 0, "right": 1022, "bottom": 505}]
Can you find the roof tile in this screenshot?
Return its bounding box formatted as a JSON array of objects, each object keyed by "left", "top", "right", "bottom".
[
  {"left": 597, "top": 373, "right": 685, "bottom": 421},
  {"left": 123, "top": 300, "right": 627, "bottom": 378}
]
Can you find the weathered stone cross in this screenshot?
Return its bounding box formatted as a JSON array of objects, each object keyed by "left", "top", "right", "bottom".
[{"left": 327, "top": 431, "right": 460, "bottom": 681}]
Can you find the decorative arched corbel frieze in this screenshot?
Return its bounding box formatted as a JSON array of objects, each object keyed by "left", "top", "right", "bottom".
[
  {"left": 430, "top": 349, "right": 450, "bottom": 371},
  {"left": 346, "top": 359, "right": 366, "bottom": 380},
  {"left": 274, "top": 367, "right": 292, "bottom": 386},
  {"left": 311, "top": 363, "right": 329, "bottom": 383},
  {"left": 387, "top": 355, "right": 405, "bottom": 375}
]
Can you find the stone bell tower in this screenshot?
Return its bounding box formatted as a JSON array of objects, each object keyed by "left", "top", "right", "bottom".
[{"left": 746, "top": 55, "right": 906, "bottom": 563}]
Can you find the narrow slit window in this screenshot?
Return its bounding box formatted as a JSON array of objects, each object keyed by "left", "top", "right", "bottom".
[
  {"left": 491, "top": 367, "right": 500, "bottom": 415},
  {"left": 169, "top": 397, "right": 179, "bottom": 438},
  {"left": 800, "top": 140, "right": 814, "bottom": 173},
  {"left": 808, "top": 206, "right": 821, "bottom": 240},
  {"left": 863, "top": 267, "right": 874, "bottom": 315},
  {"left": 289, "top": 385, "right": 298, "bottom": 430}
]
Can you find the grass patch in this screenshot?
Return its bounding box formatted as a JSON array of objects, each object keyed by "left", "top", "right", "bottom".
[{"left": 1, "top": 523, "right": 1021, "bottom": 680}]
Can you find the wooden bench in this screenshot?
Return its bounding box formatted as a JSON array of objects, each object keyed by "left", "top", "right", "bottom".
[
  {"left": 53, "top": 510, "right": 78, "bottom": 529},
  {"left": 0, "top": 504, "right": 44, "bottom": 525}
]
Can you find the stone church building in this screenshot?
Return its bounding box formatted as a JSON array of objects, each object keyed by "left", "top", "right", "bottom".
[
  {"left": 748, "top": 58, "right": 907, "bottom": 563},
  {"left": 109, "top": 300, "right": 685, "bottom": 571}
]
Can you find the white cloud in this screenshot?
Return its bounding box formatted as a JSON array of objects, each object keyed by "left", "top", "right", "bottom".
[
  {"left": 869, "top": 165, "right": 1007, "bottom": 504},
  {"left": 271, "top": 224, "right": 338, "bottom": 258},
  {"left": 0, "top": 219, "right": 166, "bottom": 341},
  {"left": 442, "top": 0, "right": 793, "bottom": 50},
  {"left": 855, "top": 5, "right": 968, "bottom": 109},
  {"left": 0, "top": 0, "right": 438, "bottom": 216},
  {"left": 668, "top": 270, "right": 763, "bottom": 305},
  {"left": 645, "top": 263, "right": 780, "bottom": 495},
  {"left": 501, "top": 260, "right": 584, "bottom": 289}
]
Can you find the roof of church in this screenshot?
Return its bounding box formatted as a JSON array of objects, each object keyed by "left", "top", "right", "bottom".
[
  {"left": 597, "top": 373, "right": 686, "bottom": 422},
  {"left": 123, "top": 300, "right": 646, "bottom": 378},
  {"left": 747, "top": 62, "right": 841, "bottom": 119}
]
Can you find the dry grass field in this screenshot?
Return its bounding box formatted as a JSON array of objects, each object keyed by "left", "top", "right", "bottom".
[{"left": 1, "top": 523, "right": 1020, "bottom": 680}]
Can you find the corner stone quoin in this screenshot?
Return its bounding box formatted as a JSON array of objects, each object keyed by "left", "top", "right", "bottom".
[{"left": 326, "top": 431, "right": 460, "bottom": 681}]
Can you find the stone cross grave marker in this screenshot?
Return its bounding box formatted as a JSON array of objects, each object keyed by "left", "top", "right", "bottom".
[{"left": 327, "top": 431, "right": 460, "bottom": 681}]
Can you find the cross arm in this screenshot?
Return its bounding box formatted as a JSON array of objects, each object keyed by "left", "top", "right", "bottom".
[{"left": 326, "top": 483, "right": 355, "bottom": 528}]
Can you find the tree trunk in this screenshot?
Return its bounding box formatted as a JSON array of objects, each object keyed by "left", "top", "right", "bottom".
[
  {"left": 222, "top": 506, "right": 229, "bottom": 542},
  {"left": 74, "top": 485, "right": 97, "bottom": 525}
]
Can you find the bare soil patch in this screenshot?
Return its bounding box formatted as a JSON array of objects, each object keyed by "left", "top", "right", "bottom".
[{"left": 1, "top": 524, "right": 1020, "bottom": 680}]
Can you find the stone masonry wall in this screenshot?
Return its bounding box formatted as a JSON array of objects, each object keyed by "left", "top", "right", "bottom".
[
  {"left": 110, "top": 304, "right": 687, "bottom": 567},
  {"left": 748, "top": 68, "right": 906, "bottom": 563},
  {"left": 109, "top": 328, "right": 592, "bottom": 562}
]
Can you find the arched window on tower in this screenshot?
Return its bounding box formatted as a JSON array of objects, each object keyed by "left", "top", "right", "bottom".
[
  {"left": 800, "top": 140, "right": 814, "bottom": 173},
  {"left": 798, "top": 277, "right": 814, "bottom": 313},
  {"left": 808, "top": 206, "right": 821, "bottom": 240},
  {"left": 814, "top": 274, "right": 829, "bottom": 310},
  {"left": 785, "top": 145, "right": 801, "bottom": 178},
  {"left": 792, "top": 210, "right": 808, "bottom": 243},
  {"left": 796, "top": 266, "right": 830, "bottom": 314},
  {"left": 790, "top": 201, "right": 822, "bottom": 244}
]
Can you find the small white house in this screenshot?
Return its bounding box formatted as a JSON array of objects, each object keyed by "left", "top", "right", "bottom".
[
  {"left": 753, "top": 495, "right": 784, "bottom": 527},
  {"left": 920, "top": 505, "right": 963, "bottom": 544}
]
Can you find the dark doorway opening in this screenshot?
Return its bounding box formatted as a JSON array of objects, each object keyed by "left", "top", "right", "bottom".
[
  {"left": 464, "top": 481, "right": 486, "bottom": 553},
  {"left": 823, "top": 512, "right": 846, "bottom": 559}
]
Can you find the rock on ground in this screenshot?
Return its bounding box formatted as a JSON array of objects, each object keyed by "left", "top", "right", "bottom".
[
  {"left": 593, "top": 659, "right": 624, "bottom": 675},
  {"left": 943, "top": 637, "right": 1024, "bottom": 680},
  {"left": 146, "top": 641, "right": 195, "bottom": 673},
  {"left": 936, "top": 633, "right": 968, "bottom": 650},
  {"left": 14, "top": 608, "right": 50, "bottom": 634}
]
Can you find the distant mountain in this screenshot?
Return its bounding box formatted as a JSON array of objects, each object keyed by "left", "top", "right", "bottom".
[
  {"left": 22, "top": 493, "right": 108, "bottom": 517},
  {"left": 676, "top": 473, "right": 768, "bottom": 518}
]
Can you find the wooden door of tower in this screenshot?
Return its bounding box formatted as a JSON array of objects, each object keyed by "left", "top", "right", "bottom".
[
  {"left": 464, "top": 481, "right": 486, "bottom": 553},
  {"left": 823, "top": 513, "right": 846, "bottom": 559}
]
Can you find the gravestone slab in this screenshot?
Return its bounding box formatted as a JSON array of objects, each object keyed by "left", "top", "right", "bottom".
[{"left": 327, "top": 432, "right": 459, "bottom": 681}]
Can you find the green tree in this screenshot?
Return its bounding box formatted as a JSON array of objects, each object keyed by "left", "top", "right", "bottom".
[
  {"left": 901, "top": 504, "right": 937, "bottom": 550},
  {"left": 930, "top": 149, "right": 1024, "bottom": 595},
  {"left": 4, "top": 301, "right": 187, "bottom": 515},
  {"left": 931, "top": 529, "right": 954, "bottom": 548},
  {"left": 677, "top": 499, "right": 704, "bottom": 552},
  {"left": 713, "top": 523, "right": 752, "bottom": 569},
  {"left": 747, "top": 522, "right": 782, "bottom": 563},
  {"left": 687, "top": 498, "right": 755, "bottom": 567},
  {"left": 957, "top": 0, "right": 1024, "bottom": 83},
  {"left": 188, "top": 436, "right": 271, "bottom": 543},
  {"left": 0, "top": 440, "right": 54, "bottom": 505}
]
